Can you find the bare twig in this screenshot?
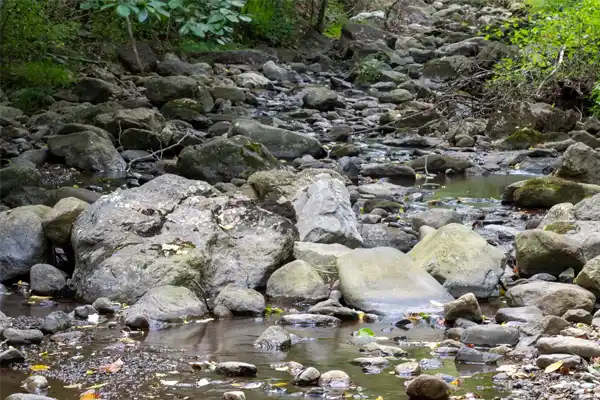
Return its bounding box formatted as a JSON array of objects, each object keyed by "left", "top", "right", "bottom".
[
  {"left": 536, "top": 45, "right": 566, "bottom": 96},
  {"left": 126, "top": 132, "right": 191, "bottom": 172}
]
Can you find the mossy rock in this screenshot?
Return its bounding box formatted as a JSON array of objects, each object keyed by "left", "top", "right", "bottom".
[
  {"left": 543, "top": 221, "right": 578, "bottom": 234},
  {"left": 500, "top": 128, "right": 544, "bottom": 150},
  {"left": 364, "top": 200, "right": 404, "bottom": 213},
  {"left": 503, "top": 176, "right": 600, "bottom": 209}
]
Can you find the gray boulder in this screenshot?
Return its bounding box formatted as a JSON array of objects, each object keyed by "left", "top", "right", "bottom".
[
  {"left": 337, "top": 247, "right": 453, "bottom": 315},
  {"left": 318, "top": 370, "right": 351, "bottom": 388},
  {"left": 42, "top": 197, "right": 89, "bottom": 245},
  {"left": 0, "top": 348, "right": 25, "bottom": 366},
  {"left": 161, "top": 97, "right": 214, "bottom": 121},
  {"left": 409, "top": 224, "right": 504, "bottom": 298},
  {"left": 215, "top": 361, "right": 257, "bottom": 376},
  {"left": 230, "top": 119, "right": 325, "bottom": 160},
  {"left": 41, "top": 311, "right": 71, "bottom": 334},
  {"left": 0, "top": 206, "right": 51, "bottom": 282},
  {"left": 176, "top": 136, "right": 280, "bottom": 184},
  {"left": 266, "top": 260, "right": 329, "bottom": 302},
  {"left": 293, "top": 241, "right": 351, "bottom": 279},
  {"left": 360, "top": 224, "right": 417, "bottom": 253},
  {"left": 70, "top": 174, "right": 296, "bottom": 303},
  {"left": 495, "top": 306, "right": 543, "bottom": 323},
  {"left": 556, "top": 143, "right": 600, "bottom": 185},
  {"left": 460, "top": 325, "right": 520, "bottom": 347},
  {"left": 294, "top": 174, "right": 362, "bottom": 248},
  {"left": 409, "top": 154, "right": 472, "bottom": 173},
  {"left": 574, "top": 193, "right": 600, "bottom": 221},
  {"left": 505, "top": 281, "right": 596, "bottom": 316},
  {"left": 157, "top": 58, "right": 212, "bottom": 76},
  {"left": 279, "top": 314, "right": 341, "bottom": 327},
  {"left": 144, "top": 75, "right": 200, "bottom": 105},
  {"left": 47, "top": 131, "right": 125, "bottom": 172},
  {"left": 29, "top": 264, "right": 65, "bottom": 296},
  {"left": 405, "top": 374, "right": 450, "bottom": 400},
  {"left": 455, "top": 346, "right": 503, "bottom": 364},
  {"left": 105, "top": 108, "right": 165, "bottom": 136},
  {"left": 294, "top": 367, "right": 321, "bottom": 385},
  {"left": 4, "top": 395, "right": 55, "bottom": 400},
  {"left": 503, "top": 176, "right": 600, "bottom": 209},
  {"left": 412, "top": 208, "right": 462, "bottom": 231},
  {"left": 235, "top": 72, "right": 271, "bottom": 88},
  {"left": 254, "top": 325, "right": 291, "bottom": 350},
  {"left": 444, "top": 293, "right": 482, "bottom": 323},
  {"left": 214, "top": 284, "right": 265, "bottom": 316},
  {"left": 3, "top": 328, "right": 43, "bottom": 345},
  {"left": 74, "top": 77, "right": 121, "bottom": 104},
  {"left": 536, "top": 354, "right": 582, "bottom": 369},
  {"left": 262, "top": 61, "right": 289, "bottom": 81},
  {"left": 360, "top": 163, "right": 416, "bottom": 180},
  {"left": 574, "top": 256, "right": 600, "bottom": 296},
  {"left": 302, "top": 87, "right": 344, "bottom": 111},
  {"left": 378, "top": 89, "right": 414, "bottom": 104},
  {"left": 123, "top": 285, "right": 207, "bottom": 325},
  {"left": 0, "top": 165, "right": 41, "bottom": 195},
  {"left": 537, "top": 336, "right": 600, "bottom": 359}
]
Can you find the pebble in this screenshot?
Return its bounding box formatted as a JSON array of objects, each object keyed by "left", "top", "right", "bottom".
[{"left": 215, "top": 362, "right": 257, "bottom": 377}]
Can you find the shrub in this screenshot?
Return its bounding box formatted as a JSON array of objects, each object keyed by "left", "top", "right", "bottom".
[
  {"left": 242, "top": 0, "right": 298, "bottom": 46},
  {"left": 354, "top": 56, "right": 386, "bottom": 83}
]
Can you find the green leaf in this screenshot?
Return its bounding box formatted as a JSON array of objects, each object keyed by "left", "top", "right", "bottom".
[
  {"left": 357, "top": 328, "right": 375, "bottom": 337},
  {"left": 116, "top": 4, "right": 131, "bottom": 17},
  {"left": 138, "top": 8, "right": 149, "bottom": 22},
  {"left": 100, "top": 3, "right": 117, "bottom": 10},
  {"left": 238, "top": 15, "right": 252, "bottom": 22},
  {"left": 230, "top": 0, "right": 246, "bottom": 7}
]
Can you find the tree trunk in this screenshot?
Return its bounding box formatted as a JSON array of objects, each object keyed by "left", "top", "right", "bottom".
[
  {"left": 125, "top": 14, "right": 143, "bottom": 73},
  {"left": 315, "top": 0, "right": 328, "bottom": 33}
]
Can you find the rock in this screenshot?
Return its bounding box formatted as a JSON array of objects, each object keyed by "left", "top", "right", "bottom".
[
  {"left": 504, "top": 176, "right": 600, "bottom": 209},
  {"left": 0, "top": 206, "right": 50, "bottom": 282},
  {"left": 74, "top": 305, "right": 97, "bottom": 319},
  {"left": 214, "top": 285, "right": 265, "bottom": 316},
  {"left": 70, "top": 175, "right": 295, "bottom": 303},
  {"left": 157, "top": 58, "right": 211, "bottom": 77},
  {"left": 294, "top": 367, "right": 321, "bottom": 385},
  {"left": 409, "top": 155, "right": 472, "bottom": 173},
  {"left": 215, "top": 362, "right": 257, "bottom": 377},
  {"left": 516, "top": 229, "right": 585, "bottom": 276},
  {"left": 337, "top": 247, "right": 453, "bottom": 315},
  {"left": 303, "top": 87, "right": 344, "bottom": 111},
  {"left": 460, "top": 325, "right": 519, "bottom": 347},
  {"left": 406, "top": 374, "right": 450, "bottom": 400},
  {"left": 22, "top": 375, "right": 48, "bottom": 394},
  {"left": 537, "top": 336, "right": 600, "bottom": 359},
  {"left": 0, "top": 165, "right": 41, "bottom": 195},
  {"left": 92, "top": 298, "right": 117, "bottom": 314},
  {"left": 47, "top": 131, "right": 126, "bottom": 172},
  {"left": 41, "top": 311, "right": 71, "bottom": 334},
  {"left": 361, "top": 342, "right": 408, "bottom": 357},
  {"left": 29, "top": 264, "right": 66, "bottom": 296},
  {"left": 235, "top": 72, "right": 271, "bottom": 88},
  {"left": 230, "top": 119, "right": 325, "bottom": 160},
  {"left": 351, "top": 357, "right": 388, "bottom": 368},
  {"left": 455, "top": 346, "right": 502, "bottom": 364},
  {"left": 223, "top": 392, "right": 245, "bottom": 400},
  {"left": 266, "top": 260, "right": 329, "bottom": 302},
  {"left": 505, "top": 281, "right": 596, "bottom": 316},
  {"left": 262, "top": 61, "right": 289, "bottom": 81},
  {"left": 279, "top": 314, "right": 341, "bottom": 327},
  {"left": 556, "top": 143, "right": 600, "bottom": 185},
  {"left": 409, "top": 224, "right": 504, "bottom": 298},
  {"left": 422, "top": 56, "right": 473, "bottom": 82},
  {"left": 574, "top": 193, "right": 600, "bottom": 221},
  {"left": 107, "top": 108, "right": 165, "bottom": 136},
  {"left": 444, "top": 293, "right": 482, "bottom": 323},
  {"left": 74, "top": 78, "right": 122, "bottom": 104},
  {"left": 294, "top": 174, "right": 362, "bottom": 248},
  {"left": 538, "top": 203, "right": 576, "bottom": 229},
  {"left": 521, "top": 315, "right": 570, "bottom": 336},
  {"left": 0, "top": 105, "right": 24, "bottom": 120},
  {"left": 176, "top": 136, "right": 280, "bottom": 184},
  {"left": 395, "top": 362, "right": 421, "bottom": 376},
  {"left": 536, "top": 354, "right": 582, "bottom": 369},
  {"left": 574, "top": 256, "right": 600, "bottom": 296},
  {"left": 0, "top": 348, "right": 25, "bottom": 366},
  {"left": 117, "top": 41, "right": 156, "bottom": 72},
  {"left": 318, "top": 370, "right": 351, "bottom": 388},
  {"left": 254, "top": 325, "right": 291, "bottom": 350},
  {"left": 3, "top": 328, "right": 43, "bottom": 345},
  {"left": 360, "top": 224, "right": 418, "bottom": 253},
  {"left": 562, "top": 309, "right": 592, "bottom": 324},
  {"left": 4, "top": 395, "right": 56, "bottom": 400},
  {"left": 122, "top": 285, "right": 207, "bottom": 325},
  {"left": 293, "top": 242, "right": 351, "bottom": 278},
  {"left": 144, "top": 75, "right": 200, "bottom": 105},
  {"left": 42, "top": 197, "right": 89, "bottom": 245},
  {"left": 495, "top": 306, "right": 543, "bottom": 323},
  {"left": 412, "top": 209, "right": 462, "bottom": 231},
  {"left": 161, "top": 97, "right": 214, "bottom": 121}
]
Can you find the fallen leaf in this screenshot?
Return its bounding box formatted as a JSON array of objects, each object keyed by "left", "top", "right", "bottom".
[
  {"left": 376, "top": 397, "right": 384, "bottom": 400},
  {"left": 30, "top": 364, "right": 50, "bottom": 371},
  {"left": 99, "top": 358, "right": 123, "bottom": 374},
  {"left": 29, "top": 295, "right": 52, "bottom": 300},
  {"left": 64, "top": 383, "right": 82, "bottom": 389},
  {"left": 429, "top": 300, "right": 444, "bottom": 307},
  {"left": 86, "top": 383, "right": 107, "bottom": 390},
  {"left": 450, "top": 379, "right": 461, "bottom": 386},
  {"left": 160, "top": 380, "right": 178, "bottom": 386},
  {"left": 544, "top": 360, "right": 564, "bottom": 373},
  {"left": 271, "top": 382, "right": 287, "bottom": 387},
  {"left": 85, "top": 370, "right": 95, "bottom": 375},
  {"left": 80, "top": 392, "right": 101, "bottom": 400}
]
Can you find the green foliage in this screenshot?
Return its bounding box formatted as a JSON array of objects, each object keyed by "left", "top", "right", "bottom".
[
  {"left": 356, "top": 328, "right": 375, "bottom": 337},
  {"left": 355, "top": 56, "right": 386, "bottom": 83},
  {"left": 264, "top": 305, "right": 284, "bottom": 316},
  {"left": 323, "top": 0, "right": 348, "bottom": 39},
  {"left": 242, "top": 0, "right": 297, "bottom": 46},
  {"left": 11, "top": 88, "right": 55, "bottom": 113}
]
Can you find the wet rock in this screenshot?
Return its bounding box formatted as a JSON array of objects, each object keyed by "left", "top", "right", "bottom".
[
  {"left": 409, "top": 155, "right": 472, "bottom": 173},
  {"left": 42, "top": 197, "right": 89, "bottom": 245},
  {"left": 157, "top": 57, "right": 211, "bottom": 77},
  {"left": 213, "top": 305, "right": 232, "bottom": 319},
  {"left": 3, "top": 328, "right": 43, "bottom": 345},
  {"left": 461, "top": 325, "right": 520, "bottom": 347},
  {"left": 123, "top": 285, "right": 208, "bottom": 325},
  {"left": 574, "top": 256, "right": 600, "bottom": 296},
  {"left": 0, "top": 348, "right": 25, "bottom": 366},
  {"left": 41, "top": 311, "right": 71, "bottom": 334},
  {"left": 235, "top": 72, "right": 271, "bottom": 88},
  {"left": 409, "top": 224, "right": 504, "bottom": 298},
  {"left": 266, "top": 260, "right": 329, "bottom": 302},
  {"left": 495, "top": 306, "right": 543, "bottom": 323},
  {"left": 537, "top": 336, "right": 600, "bottom": 358},
  {"left": 215, "top": 361, "right": 257, "bottom": 377},
  {"left": 574, "top": 193, "right": 600, "bottom": 221},
  {"left": 176, "top": 136, "right": 280, "bottom": 184},
  {"left": 351, "top": 357, "right": 388, "bottom": 368},
  {"left": 455, "top": 346, "right": 503, "bottom": 364},
  {"left": 516, "top": 229, "right": 585, "bottom": 276},
  {"left": 294, "top": 367, "right": 321, "bottom": 385},
  {"left": 92, "top": 298, "right": 118, "bottom": 314},
  {"left": 74, "top": 305, "right": 98, "bottom": 319},
  {"left": 303, "top": 87, "right": 344, "bottom": 111},
  {"left": 444, "top": 293, "right": 482, "bottom": 323},
  {"left": 556, "top": 142, "right": 600, "bottom": 185},
  {"left": 279, "top": 314, "right": 341, "bottom": 327},
  {"left": 520, "top": 315, "right": 570, "bottom": 336},
  {"left": 505, "top": 281, "right": 596, "bottom": 316},
  {"left": 47, "top": 131, "right": 126, "bottom": 172},
  {"left": 70, "top": 175, "right": 295, "bottom": 303},
  {"left": 294, "top": 174, "right": 362, "bottom": 248},
  {"left": 254, "top": 326, "right": 291, "bottom": 350},
  {"left": 562, "top": 309, "right": 593, "bottom": 324},
  {"left": 143, "top": 75, "right": 200, "bottom": 105},
  {"left": 536, "top": 354, "right": 582, "bottom": 369},
  {"left": 337, "top": 247, "right": 452, "bottom": 315},
  {"left": 357, "top": 181, "right": 411, "bottom": 199},
  {"left": 0, "top": 206, "right": 51, "bottom": 282},
  {"left": 308, "top": 300, "right": 360, "bottom": 320},
  {"left": 319, "top": 370, "right": 351, "bottom": 388},
  {"left": 360, "top": 163, "right": 416, "bottom": 180},
  {"left": 223, "top": 392, "right": 245, "bottom": 400},
  {"left": 0, "top": 165, "right": 41, "bottom": 195},
  {"left": 360, "top": 224, "right": 418, "bottom": 253},
  {"left": 503, "top": 177, "right": 600, "bottom": 209},
  {"left": 395, "top": 361, "right": 421, "bottom": 376},
  {"left": 405, "top": 374, "right": 450, "bottom": 400},
  {"left": 50, "top": 331, "right": 84, "bottom": 345},
  {"left": 361, "top": 342, "right": 408, "bottom": 357},
  {"left": 22, "top": 375, "right": 48, "bottom": 394},
  {"left": 215, "top": 285, "right": 265, "bottom": 316},
  {"left": 124, "top": 314, "right": 149, "bottom": 330},
  {"left": 29, "top": 264, "right": 66, "bottom": 296},
  {"left": 412, "top": 208, "right": 462, "bottom": 231}
]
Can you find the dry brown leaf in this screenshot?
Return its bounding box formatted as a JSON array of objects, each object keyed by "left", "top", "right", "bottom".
[{"left": 98, "top": 358, "right": 123, "bottom": 374}]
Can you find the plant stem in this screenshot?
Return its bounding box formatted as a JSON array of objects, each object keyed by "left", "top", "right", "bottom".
[{"left": 125, "top": 14, "right": 143, "bottom": 73}]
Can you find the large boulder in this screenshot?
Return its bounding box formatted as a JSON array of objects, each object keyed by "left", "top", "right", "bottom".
[
  {"left": 123, "top": 285, "right": 208, "bottom": 325},
  {"left": 460, "top": 325, "right": 520, "bottom": 347},
  {"left": 409, "top": 155, "right": 472, "bottom": 173},
  {"left": 0, "top": 206, "right": 51, "bottom": 282},
  {"left": 47, "top": 131, "right": 126, "bottom": 172},
  {"left": 70, "top": 175, "right": 296, "bottom": 303},
  {"left": 29, "top": 264, "right": 66, "bottom": 296},
  {"left": 337, "top": 247, "right": 453, "bottom": 315},
  {"left": 117, "top": 41, "right": 157, "bottom": 72},
  {"left": 405, "top": 374, "right": 450, "bottom": 400},
  {"left": 293, "top": 174, "right": 362, "bottom": 248},
  {"left": 503, "top": 177, "right": 600, "bottom": 209},
  {"left": 409, "top": 224, "right": 504, "bottom": 298},
  {"left": 144, "top": 75, "right": 200, "bottom": 105},
  {"left": 176, "top": 136, "right": 280, "bottom": 184},
  {"left": 230, "top": 119, "right": 325, "bottom": 160},
  {"left": 157, "top": 58, "right": 212, "bottom": 77},
  {"left": 516, "top": 229, "right": 586, "bottom": 276},
  {"left": 555, "top": 143, "right": 600, "bottom": 185},
  {"left": 574, "top": 193, "right": 600, "bottom": 221},
  {"left": 214, "top": 284, "right": 265, "bottom": 316},
  {"left": 505, "top": 281, "right": 596, "bottom": 316},
  {"left": 574, "top": 256, "right": 600, "bottom": 296},
  {"left": 293, "top": 241, "right": 352, "bottom": 278},
  {"left": 422, "top": 56, "right": 474, "bottom": 81},
  {"left": 74, "top": 77, "right": 122, "bottom": 104},
  {"left": 161, "top": 97, "right": 214, "bottom": 121},
  {"left": 537, "top": 336, "right": 600, "bottom": 359},
  {"left": 235, "top": 72, "right": 271, "bottom": 88},
  {"left": 105, "top": 108, "right": 165, "bottom": 136},
  {"left": 42, "top": 197, "right": 89, "bottom": 246},
  {"left": 266, "top": 260, "right": 329, "bottom": 302},
  {"left": 0, "top": 165, "right": 41, "bottom": 195}
]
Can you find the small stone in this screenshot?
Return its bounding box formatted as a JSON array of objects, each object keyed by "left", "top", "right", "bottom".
[
  {"left": 395, "top": 362, "right": 421, "bottom": 376},
  {"left": 29, "top": 264, "right": 66, "bottom": 296},
  {"left": 22, "top": 375, "right": 48, "bottom": 394},
  {"left": 294, "top": 367, "right": 321, "bottom": 386},
  {"left": 0, "top": 348, "right": 25, "bottom": 366},
  {"left": 559, "top": 267, "right": 575, "bottom": 283},
  {"left": 461, "top": 325, "right": 520, "bottom": 347},
  {"left": 3, "top": 328, "right": 43, "bottom": 345},
  {"left": 360, "top": 342, "right": 408, "bottom": 357},
  {"left": 41, "top": 311, "right": 71, "bottom": 334},
  {"left": 124, "top": 314, "right": 150, "bottom": 330},
  {"left": 223, "top": 392, "right": 245, "bottom": 400},
  {"left": 351, "top": 357, "right": 388, "bottom": 367},
  {"left": 214, "top": 285, "right": 265, "bottom": 316},
  {"left": 319, "top": 370, "right": 351, "bottom": 388},
  {"left": 279, "top": 314, "right": 341, "bottom": 327},
  {"left": 215, "top": 361, "right": 257, "bottom": 377},
  {"left": 455, "top": 346, "right": 503, "bottom": 364},
  {"left": 254, "top": 326, "right": 291, "bottom": 350},
  {"left": 443, "top": 293, "right": 482, "bottom": 323},
  {"left": 405, "top": 374, "right": 450, "bottom": 400},
  {"left": 213, "top": 305, "right": 232, "bottom": 319},
  {"left": 74, "top": 305, "right": 98, "bottom": 319}
]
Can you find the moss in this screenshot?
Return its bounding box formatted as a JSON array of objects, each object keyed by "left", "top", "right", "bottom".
[
  {"left": 544, "top": 221, "right": 578, "bottom": 234},
  {"left": 503, "top": 127, "right": 544, "bottom": 149},
  {"left": 364, "top": 200, "right": 404, "bottom": 213},
  {"left": 513, "top": 177, "right": 587, "bottom": 208}
]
